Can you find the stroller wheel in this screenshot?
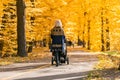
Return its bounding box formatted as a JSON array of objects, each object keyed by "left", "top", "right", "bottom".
[
  {"left": 66, "top": 57, "right": 69, "bottom": 65},
  {"left": 51, "top": 57, "right": 54, "bottom": 65}
]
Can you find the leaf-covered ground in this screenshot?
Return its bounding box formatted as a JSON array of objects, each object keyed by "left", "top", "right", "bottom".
[
  {"left": 0, "top": 47, "right": 51, "bottom": 66},
  {"left": 0, "top": 47, "right": 120, "bottom": 79},
  {"left": 86, "top": 68, "right": 120, "bottom": 80}
]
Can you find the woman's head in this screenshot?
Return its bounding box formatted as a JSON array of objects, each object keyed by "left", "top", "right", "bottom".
[{"left": 54, "top": 19, "right": 62, "bottom": 27}]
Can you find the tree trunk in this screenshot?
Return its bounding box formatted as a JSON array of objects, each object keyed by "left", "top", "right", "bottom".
[
  {"left": 101, "top": 16, "right": 105, "bottom": 51},
  {"left": 87, "top": 20, "right": 90, "bottom": 50},
  {"left": 0, "top": 40, "right": 4, "bottom": 57},
  {"left": 83, "top": 24, "right": 85, "bottom": 48},
  {"left": 16, "top": 0, "right": 27, "bottom": 57},
  {"left": 106, "top": 18, "right": 110, "bottom": 51},
  {"left": 101, "top": 9, "right": 105, "bottom": 51},
  {"left": 82, "top": 12, "right": 87, "bottom": 48}
]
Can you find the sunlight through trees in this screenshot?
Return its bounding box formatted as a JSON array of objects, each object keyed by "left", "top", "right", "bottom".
[{"left": 0, "top": 0, "right": 120, "bottom": 56}]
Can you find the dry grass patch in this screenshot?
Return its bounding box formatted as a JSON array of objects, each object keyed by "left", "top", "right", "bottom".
[{"left": 95, "top": 53, "right": 120, "bottom": 70}]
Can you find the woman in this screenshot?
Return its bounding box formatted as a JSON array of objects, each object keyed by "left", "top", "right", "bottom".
[
  {"left": 50, "top": 20, "right": 66, "bottom": 53},
  {"left": 50, "top": 20, "right": 67, "bottom": 66}
]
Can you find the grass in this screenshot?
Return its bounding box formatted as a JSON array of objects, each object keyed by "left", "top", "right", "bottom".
[
  {"left": 94, "top": 51, "right": 120, "bottom": 70},
  {"left": 86, "top": 51, "right": 120, "bottom": 80},
  {"left": 86, "top": 68, "right": 120, "bottom": 80},
  {"left": 100, "top": 51, "right": 120, "bottom": 57}
]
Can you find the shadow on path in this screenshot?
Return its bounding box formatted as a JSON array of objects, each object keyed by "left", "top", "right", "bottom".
[
  {"left": 15, "top": 68, "right": 120, "bottom": 80},
  {"left": 15, "top": 71, "right": 89, "bottom": 80},
  {"left": 0, "top": 64, "right": 49, "bottom": 72}
]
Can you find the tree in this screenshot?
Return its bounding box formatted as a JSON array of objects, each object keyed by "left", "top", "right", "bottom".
[
  {"left": 101, "top": 8, "right": 105, "bottom": 51},
  {"left": 105, "top": 18, "right": 110, "bottom": 51},
  {"left": 16, "top": 0, "right": 27, "bottom": 57},
  {"left": 0, "top": 1, "right": 17, "bottom": 57}
]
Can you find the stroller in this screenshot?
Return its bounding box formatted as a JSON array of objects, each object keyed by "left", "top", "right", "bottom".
[{"left": 51, "top": 42, "right": 69, "bottom": 66}]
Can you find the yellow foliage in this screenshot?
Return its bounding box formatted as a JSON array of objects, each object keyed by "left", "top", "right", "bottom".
[
  {"left": 1, "top": 0, "right": 120, "bottom": 55},
  {"left": 0, "top": 61, "right": 13, "bottom": 66},
  {"left": 95, "top": 54, "right": 120, "bottom": 69}
]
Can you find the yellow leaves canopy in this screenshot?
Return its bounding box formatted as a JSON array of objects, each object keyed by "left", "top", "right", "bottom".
[{"left": 1, "top": 0, "right": 120, "bottom": 56}]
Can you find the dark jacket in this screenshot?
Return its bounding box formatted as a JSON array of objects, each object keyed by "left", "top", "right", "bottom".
[{"left": 50, "top": 26, "right": 66, "bottom": 52}]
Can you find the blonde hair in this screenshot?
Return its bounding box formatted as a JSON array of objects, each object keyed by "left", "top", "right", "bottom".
[
  {"left": 54, "top": 19, "right": 62, "bottom": 27},
  {"left": 51, "top": 19, "right": 64, "bottom": 35}
]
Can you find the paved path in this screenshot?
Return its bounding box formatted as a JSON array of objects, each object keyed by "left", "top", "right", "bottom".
[{"left": 0, "top": 51, "right": 98, "bottom": 80}]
